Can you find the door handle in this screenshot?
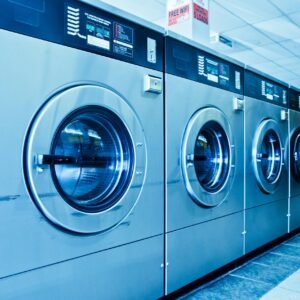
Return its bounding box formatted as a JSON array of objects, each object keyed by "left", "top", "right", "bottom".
[{"left": 37, "top": 154, "right": 111, "bottom": 167}]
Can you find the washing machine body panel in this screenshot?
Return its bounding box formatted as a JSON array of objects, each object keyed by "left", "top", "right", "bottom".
[
  {"left": 166, "top": 74, "right": 244, "bottom": 231},
  {"left": 244, "top": 70, "right": 289, "bottom": 253},
  {"left": 288, "top": 88, "right": 300, "bottom": 232},
  {"left": 165, "top": 35, "right": 244, "bottom": 293},
  {"left": 245, "top": 98, "right": 289, "bottom": 208},
  {"left": 0, "top": 0, "right": 164, "bottom": 290},
  {"left": 0, "top": 236, "right": 164, "bottom": 300},
  {"left": 289, "top": 109, "right": 300, "bottom": 198},
  {"left": 166, "top": 212, "right": 244, "bottom": 294}
]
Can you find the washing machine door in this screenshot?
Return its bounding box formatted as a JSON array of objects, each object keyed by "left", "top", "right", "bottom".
[
  {"left": 291, "top": 128, "right": 300, "bottom": 182},
  {"left": 253, "top": 119, "right": 283, "bottom": 194},
  {"left": 182, "top": 107, "right": 234, "bottom": 207},
  {"left": 25, "top": 85, "right": 146, "bottom": 234}
]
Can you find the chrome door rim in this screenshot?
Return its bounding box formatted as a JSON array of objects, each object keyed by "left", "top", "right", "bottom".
[
  {"left": 24, "top": 85, "right": 146, "bottom": 234},
  {"left": 181, "top": 107, "right": 234, "bottom": 207},
  {"left": 291, "top": 128, "right": 300, "bottom": 182},
  {"left": 252, "top": 119, "right": 283, "bottom": 194}
]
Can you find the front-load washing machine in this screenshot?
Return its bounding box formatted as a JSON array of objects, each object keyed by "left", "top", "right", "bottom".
[
  {"left": 165, "top": 33, "right": 245, "bottom": 294},
  {"left": 244, "top": 68, "right": 289, "bottom": 254},
  {"left": 288, "top": 87, "right": 300, "bottom": 232},
  {"left": 0, "top": 0, "right": 164, "bottom": 298}
]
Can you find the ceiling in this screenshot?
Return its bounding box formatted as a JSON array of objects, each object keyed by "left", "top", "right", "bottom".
[{"left": 100, "top": 0, "right": 300, "bottom": 88}]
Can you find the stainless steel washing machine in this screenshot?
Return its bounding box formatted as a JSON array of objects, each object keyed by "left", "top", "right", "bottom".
[
  {"left": 289, "top": 87, "right": 300, "bottom": 232},
  {"left": 0, "top": 0, "right": 164, "bottom": 298},
  {"left": 165, "top": 33, "right": 245, "bottom": 294},
  {"left": 244, "top": 68, "right": 289, "bottom": 254}
]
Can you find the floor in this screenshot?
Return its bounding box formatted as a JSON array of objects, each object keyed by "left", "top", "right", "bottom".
[{"left": 181, "top": 234, "right": 300, "bottom": 300}]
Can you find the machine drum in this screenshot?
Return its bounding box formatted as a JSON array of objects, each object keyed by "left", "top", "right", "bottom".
[
  {"left": 194, "top": 121, "right": 230, "bottom": 193},
  {"left": 48, "top": 106, "right": 135, "bottom": 213}
]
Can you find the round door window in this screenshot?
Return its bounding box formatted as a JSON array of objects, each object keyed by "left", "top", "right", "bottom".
[
  {"left": 25, "top": 85, "right": 146, "bottom": 233},
  {"left": 253, "top": 119, "right": 283, "bottom": 194},
  {"left": 194, "top": 121, "right": 230, "bottom": 193},
  {"left": 49, "top": 106, "right": 134, "bottom": 213},
  {"left": 291, "top": 129, "right": 300, "bottom": 182},
  {"left": 259, "top": 129, "right": 281, "bottom": 183},
  {"left": 182, "top": 107, "right": 234, "bottom": 207}
]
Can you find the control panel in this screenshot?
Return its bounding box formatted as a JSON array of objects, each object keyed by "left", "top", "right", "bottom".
[
  {"left": 244, "top": 70, "right": 288, "bottom": 107},
  {"left": 165, "top": 37, "right": 244, "bottom": 95},
  {"left": 0, "top": 0, "right": 163, "bottom": 71},
  {"left": 289, "top": 88, "right": 300, "bottom": 111}
]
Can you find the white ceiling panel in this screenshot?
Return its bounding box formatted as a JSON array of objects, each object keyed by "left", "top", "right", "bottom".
[
  {"left": 289, "top": 11, "right": 300, "bottom": 26},
  {"left": 254, "top": 16, "right": 300, "bottom": 42},
  {"left": 155, "top": 0, "right": 166, "bottom": 4},
  {"left": 100, "top": 0, "right": 165, "bottom": 22},
  {"left": 251, "top": 61, "right": 285, "bottom": 75},
  {"left": 269, "top": 70, "right": 298, "bottom": 82},
  {"left": 253, "top": 43, "right": 293, "bottom": 61},
  {"left": 292, "top": 68, "right": 300, "bottom": 76},
  {"left": 210, "top": 1, "right": 247, "bottom": 32},
  {"left": 214, "top": 0, "right": 282, "bottom": 24},
  {"left": 269, "top": 0, "right": 300, "bottom": 14},
  {"left": 276, "top": 56, "right": 300, "bottom": 66},
  {"left": 290, "top": 78, "right": 300, "bottom": 86},
  {"left": 224, "top": 25, "right": 274, "bottom": 47},
  {"left": 280, "top": 39, "right": 300, "bottom": 55},
  {"left": 282, "top": 62, "right": 300, "bottom": 72},
  {"left": 229, "top": 50, "right": 269, "bottom": 65}
]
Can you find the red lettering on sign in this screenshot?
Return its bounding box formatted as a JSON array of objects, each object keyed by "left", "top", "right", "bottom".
[
  {"left": 193, "top": 3, "right": 208, "bottom": 24},
  {"left": 168, "top": 4, "right": 190, "bottom": 26}
]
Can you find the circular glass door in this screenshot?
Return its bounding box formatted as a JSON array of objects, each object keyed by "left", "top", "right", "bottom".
[
  {"left": 194, "top": 121, "right": 230, "bottom": 193},
  {"left": 50, "top": 107, "right": 133, "bottom": 213},
  {"left": 253, "top": 119, "right": 283, "bottom": 194},
  {"left": 25, "top": 85, "right": 146, "bottom": 234},
  {"left": 182, "top": 107, "right": 234, "bottom": 207},
  {"left": 291, "top": 129, "right": 300, "bottom": 182}
]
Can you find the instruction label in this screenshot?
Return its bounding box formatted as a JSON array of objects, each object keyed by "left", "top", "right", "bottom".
[{"left": 113, "top": 22, "right": 134, "bottom": 58}]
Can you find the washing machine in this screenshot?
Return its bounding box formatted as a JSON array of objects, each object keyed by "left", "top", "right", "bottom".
[
  {"left": 244, "top": 68, "right": 289, "bottom": 254},
  {"left": 0, "top": 0, "right": 164, "bottom": 298},
  {"left": 165, "top": 33, "right": 245, "bottom": 294},
  {"left": 289, "top": 87, "right": 300, "bottom": 232}
]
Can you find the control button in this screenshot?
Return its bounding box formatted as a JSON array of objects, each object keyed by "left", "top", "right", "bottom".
[
  {"left": 144, "top": 75, "right": 162, "bottom": 94},
  {"left": 280, "top": 110, "right": 288, "bottom": 121},
  {"left": 233, "top": 97, "right": 244, "bottom": 111}
]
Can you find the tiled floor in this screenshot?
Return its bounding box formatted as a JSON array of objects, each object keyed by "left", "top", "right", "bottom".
[{"left": 181, "top": 234, "right": 300, "bottom": 300}]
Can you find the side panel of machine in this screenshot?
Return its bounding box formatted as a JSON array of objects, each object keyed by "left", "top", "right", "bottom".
[
  {"left": 290, "top": 195, "right": 300, "bottom": 232},
  {"left": 289, "top": 90, "right": 300, "bottom": 231},
  {"left": 244, "top": 98, "right": 288, "bottom": 208},
  {"left": 166, "top": 74, "right": 244, "bottom": 232},
  {"left": 244, "top": 70, "right": 289, "bottom": 254},
  {"left": 245, "top": 200, "right": 288, "bottom": 253},
  {"left": 0, "top": 236, "right": 164, "bottom": 300},
  {"left": 166, "top": 212, "right": 244, "bottom": 294}
]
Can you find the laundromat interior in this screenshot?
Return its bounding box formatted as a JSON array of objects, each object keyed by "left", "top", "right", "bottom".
[{"left": 2, "top": 0, "right": 300, "bottom": 299}]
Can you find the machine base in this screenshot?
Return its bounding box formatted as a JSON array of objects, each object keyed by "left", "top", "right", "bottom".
[
  {"left": 245, "top": 199, "right": 288, "bottom": 254},
  {"left": 0, "top": 235, "right": 164, "bottom": 300},
  {"left": 290, "top": 195, "right": 300, "bottom": 232},
  {"left": 166, "top": 211, "right": 244, "bottom": 294}
]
